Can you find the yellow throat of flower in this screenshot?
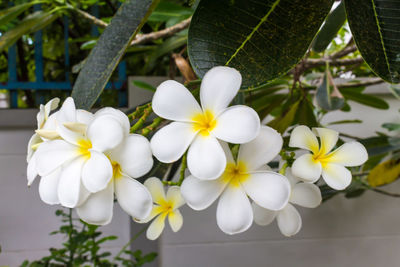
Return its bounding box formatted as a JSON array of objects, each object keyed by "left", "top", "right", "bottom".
[
  {"left": 111, "top": 161, "right": 123, "bottom": 179},
  {"left": 222, "top": 161, "right": 250, "bottom": 187},
  {"left": 77, "top": 139, "right": 92, "bottom": 159},
  {"left": 191, "top": 110, "right": 217, "bottom": 137}
]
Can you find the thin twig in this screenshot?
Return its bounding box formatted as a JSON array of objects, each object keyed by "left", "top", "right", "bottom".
[
  {"left": 130, "top": 17, "right": 191, "bottom": 46},
  {"left": 331, "top": 44, "right": 357, "bottom": 59},
  {"left": 337, "top": 78, "right": 384, "bottom": 88},
  {"left": 73, "top": 8, "right": 108, "bottom": 28},
  {"left": 304, "top": 57, "right": 364, "bottom": 69}
]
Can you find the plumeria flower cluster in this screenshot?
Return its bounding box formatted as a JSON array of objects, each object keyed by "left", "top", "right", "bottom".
[
  {"left": 26, "top": 66, "right": 369, "bottom": 240},
  {"left": 27, "top": 97, "right": 154, "bottom": 225}
]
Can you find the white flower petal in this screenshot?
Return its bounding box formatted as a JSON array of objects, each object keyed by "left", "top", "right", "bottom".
[
  {"left": 76, "top": 109, "right": 94, "bottom": 125},
  {"left": 94, "top": 107, "right": 130, "bottom": 134},
  {"left": 144, "top": 177, "right": 166, "bottom": 205},
  {"left": 42, "top": 113, "right": 58, "bottom": 132},
  {"left": 146, "top": 213, "right": 167, "bottom": 240},
  {"left": 327, "top": 142, "right": 368, "bottom": 167},
  {"left": 168, "top": 209, "right": 183, "bottom": 232},
  {"left": 138, "top": 205, "right": 163, "bottom": 223},
  {"left": 290, "top": 182, "right": 322, "bottom": 208},
  {"left": 37, "top": 105, "right": 45, "bottom": 129},
  {"left": 289, "top": 125, "right": 319, "bottom": 154},
  {"left": 276, "top": 203, "right": 302, "bottom": 237},
  {"left": 44, "top": 97, "right": 60, "bottom": 118},
  {"left": 216, "top": 185, "right": 253, "bottom": 235},
  {"left": 242, "top": 172, "right": 290, "bottom": 211},
  {"left": 220, "top": 141, "right": 235, "bottom": 163},
  {"left": 213, "top": 105, "right": 260, "bottom": 144},
  {"left": 181, "top": 175, "right": 227, "bottom": 210},
  {"left": 238, "top": 126, "right": 282, "bottom": 171},
  {"left": 187, "top": 135, "right": 226, "bottom": 180},
  {"left": 27, "top": 133, "right": 42, "bottom": 162},
  {"left": 82, "top": 150, "right": 113, "bottom": 193},
  {"left": 252, "top": 202, "right": 277, "bottom": 226},
  {"left": 314, "top": 127, "right": 338, "bottom": 155},
  {"left": 57, "top": 123, "right": 86, "bottom": 146},
  {"left": 321, "top": 163, "right": 352, "bottom": 190},
  {"left": 87, "top": 115, "right": 124, "bottom": 152},
  {"left": 57, "top": 97, "right": 76, "bottom": 123},
  {"left": 291, "top": 154, "right": 322, "bottom": 183},
  {"left": 200, "top": 66, "right": 242, "bottom": 115},
  {"left": 35, "top": 140, "right": 78, "bottom": 176},
  {"left": 166, "top": 186, "right": 185, "bottom": 209},
  {"left": 77, "top": 182, "right": 114, "bottom": 226},
  {"left": 39, "top": 168, "right": 61, "bottom": 205},
  {"left": 58, "top": 157, "right": 85, "bottom": 208},
  {"left": 115, "top": 174, "right": 152, "bottom": 220},
  {"left": 109, "top": 134, "right": 153, "bottom": 178},
  {"left": 150, "top": 122, "right": 197, "bottom": 163},
  {"left": 27, "top": 152, "right": 39, "bottom": 186},
  {"left": 285, "top": 167, "right": 300, "bottom": 187},
  {"left": 152, "top": 80, "right": 202, "bottom": 122}
]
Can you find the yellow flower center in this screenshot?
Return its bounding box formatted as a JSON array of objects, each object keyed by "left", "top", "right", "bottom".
[
  {"left": 191, "top": 110, "right": 217, "bottom": 137},
  {"left": 111, "top": 161, "right": 123, "bottom": 179},
  {"left": 222, "top": 161, "right": 250, "bottom": 187},
  {"left": 312, "top": 151, "right": 333, "bottom": 167},
  {"left": 77, "top": 139, "right": 92, "bottom": 159}
]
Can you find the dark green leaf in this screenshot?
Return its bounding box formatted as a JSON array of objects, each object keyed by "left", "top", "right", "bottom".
[
  {"left": 312, "top": 2, "right": 346, "bottom": 52},
  {"left": 188, "top": 0, "right": 334, "bottom": 89},
  {"left": 382, "top": 123, "right": 400, "bottom": 131},
  {"left": 328, "top": 119, "right": 362, "bottom": 125},
  {"left": 345, "top": 188, "right": 365, "bottom": 198},
  {"left": 345, "top": 0, "right": 400, "bottom": 83},
  {"left": 268, "top": 100, "right": 300, "bottom": 133},
  {"left": 148, "top": 1, "right": 192, "bottom": 23},
  {"left": 0, "top": 3, "right": 34, "bottom": 26},
  {"left": 295, "top": 97, "right": 318, "bottom": 127},
  {"left": 132, "top": 80, "right": 156, "bottom": 92},
  {"left": 0, "top": 11, "right": 58, "bottom": 52},
  {"left": 340, "top": 90, "right": 389, "bottom": 109},
  {"left": 71, "top": 0, "right": 160, "bottom": 110},
  {"left": 360, "top": 136, "right": 400, "bottom": 156}
]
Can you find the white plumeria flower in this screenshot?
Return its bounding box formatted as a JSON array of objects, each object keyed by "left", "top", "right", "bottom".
[
  {"left": 76, "top": 134, "right": 154, "bottom": 225},
  {"left": 27, "top": 97, "right": 94, "bottom": 207},
  {"left": 252, "top": 168, "right": 322, "bottom": 237},
  {"left": 289, "top": 126, "right": 368, "bottom": 190},
  {"left": 137, "top": 177, "right": 185, "bottom": 240},
  {"left": 181, "top": 126, "right": 290, "bottom": 235},
  {"left": 34, "top": 102, "right": 128, "bottom": 208},
  {"left": 27, "top": 97, "right": 60, "bottom": 163},
  {"left": 151, "top": 66, "right": 260, "bottom": 180}
]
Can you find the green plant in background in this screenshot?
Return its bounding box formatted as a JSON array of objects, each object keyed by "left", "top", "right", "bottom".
[{"left": 21, "top": 209, "right": 157, "bottom": 267}]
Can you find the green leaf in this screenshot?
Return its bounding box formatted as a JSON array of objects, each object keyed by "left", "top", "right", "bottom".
[
  {"left": 0, "top": 2, "right": 35, "bottom": 26},
  {"left": 188, "top": 0, "right": 333, "bottom": 89},
  {"left": 328, "top": 119, "right": 362, "bottom": 125},
  {"left": 132, "top": 80, "right": 156, "bottom": 92},
  {"left": 268, "top": 100, "right": 300, "bottom": 134},
  {"left": 316, "top": 70, "right": 345, "bottom": 110},
  {"left": 382, "top": 123, "right": 400, "bottom": 131},
  {"left": 312, "top": 2, "right": 346, "bottom": 52},
  {"left": 148, "top": 1, "right": 192, "bottom": 23},
  {"left": 340, "top": 90, "right": 389, "bottom": 110},
  {"left": 345, "top": 0, "right": 400, "bottom": 83},
  {"left": 295, "top": 97, "right": 318, "bottom": 127},
  {"left": 367, "top": 159, "right": 400, "bottom": 187},
  {"left": 360, "top": 136, "right": 400, "bottom": 156},
  {"left": 0, "top": 11, "right": 58, "bottom": 52},
  {"left": 71, "top": 0, "right": 160, "bottom": 110}
]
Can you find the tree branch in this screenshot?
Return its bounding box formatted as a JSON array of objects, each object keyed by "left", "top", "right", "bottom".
[
  {"left": 74, "top": 8, "right": 108, "bottom": 28},
  {"left": 130, "top": 17, "right": 191, "bottom": 46},
  {"left": 304, "top": 57, "right": 365, "bottom": 69},
  {"left": 338, "top": 78, "right": 384, "bottom": 88},
  {"left": 331, "top": 44, "right": 357, "bottom": 59}
]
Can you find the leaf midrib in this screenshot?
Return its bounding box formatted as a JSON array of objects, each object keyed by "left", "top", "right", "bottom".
[{"left": 225, "top": 0, "right": 281, "bottom": 65}]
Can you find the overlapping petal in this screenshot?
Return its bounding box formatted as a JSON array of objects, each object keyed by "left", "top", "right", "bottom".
[
  {"left": 151, "top": 122, "right": 197, "bottom": 163},
  {"left": 77, "top": 182, "right": 114, "bottom": 226},
  {"left": 153, "top": 80, "right": 202, "bottom": 122},
  {"left": 146, "top": 213, "right": 167, "bottom": 240},
  {"left": 290, "top": 182, "right": 322, "bottom": 208},
  {"left": 87, "top": 115, "right": 125, "bottom": 152},
  {"left": 27, "top": 153, "right": 39, "bottom": 186},
  {"left": 291, "top": 154, "right": 322, "bottom": 183},
  {"left": 276, "top": 203, "right": 302, "bottom": 237},
  {"left": 144, "top": 177, "right": 166, "bottom": 205},
  {"left": 82, "top": 150, "right": 113, "bottom": 193},
  {"left": 166, "top": 186, "right": 185, "bottom": 209},
  {"left": 212, "top": 105, "right": 260, "bottom": 144},
  {"left": 252, "top": 202, "right": 277, "bottom": 226},
  {"left": 216, "top": 186, "right": 253, "bottom": 235},
  {"left": 238, "top": 126, "right": 282, "bottom": 171},
  {"left": 289, "top": 125, "right": 319, "bottom": 154},
  {"left": 181, "top": 175, "right": 227, "bottom": 210},
  {"left": 314, "top": 127, "right": 338, "bottom": 155},
  {"left": 109, "top": 134, "right": 153, "bottom": 178},
  {"left": 39, "top": 168, "right": 61, "bottom": 205},
  {"left": 200, "top": 66, "right": 242, "bottom": 115},
  {"left": 115, "top": 175, "right": 152, "bottom": 220},
  {"left": 321, "top": 163, "right": 352, "bottom": 190},
  {"left": 57, "top": 97, "right": 76, "bottom": 123},
  {"left": 241, "top": 172, "right": 290, "bottom": 211},
  {"left": 187, "top": 135, "right": 226, "bottom": 180},
  {"left": 327, "top": 142, "right": 368, "bottom": 167},
  {"left": 94, "top": 107, "right": 130, "bottom": 134},
  {"left": 168, "top": 210, "right": 183, "bottom": 232}
]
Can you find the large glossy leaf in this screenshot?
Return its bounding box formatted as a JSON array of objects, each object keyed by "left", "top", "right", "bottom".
[
  {"left": 340, "top": 90, "right": 389, "bottom": 110},
  {"left": 312, "top": 2, "right": 346, "bottom": 53},
  {"left": 345, "top": 0, "right": 400, "bottom": 83},
  {"left": 71, "top": 0, "right": 160, "bottom": 110},
  {"left": 0, "top": 11, "right": 58, "bottom": 52},
  {"left": 188, "top": 0, "right": 334, "bottom": 89}
]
